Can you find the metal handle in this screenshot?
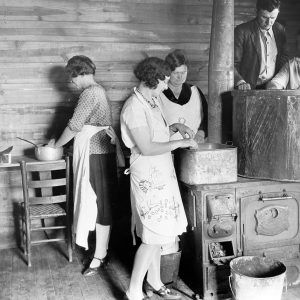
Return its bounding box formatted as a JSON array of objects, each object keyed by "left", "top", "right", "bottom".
[
  {"left": 229, "top": 275, "right": 236, "bottom": 300},
  {"left": 284, "top": 275, "right": 288, "bottom": 293},
  {"left": 259, "top": 195, "right": 293, "bottom": 201},
  {"left": 192, "top": 192, "right": 197, "bottom": 229},
  {"left": 16, "top": 136, "right": 38, "bottom": 147}
]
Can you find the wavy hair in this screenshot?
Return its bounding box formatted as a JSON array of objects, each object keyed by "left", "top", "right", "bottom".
[
  {"left": 134, "top": 57, "right": 171, "bottom": 89},
  {"left": 256, "top": 0, "right": 280, "bottom": 12},
  {"left": 65, "top": 55, "right": 96, "bottom": 78},
  {"left": 165, "top": 49, "right": 188, "bottom": 72}
]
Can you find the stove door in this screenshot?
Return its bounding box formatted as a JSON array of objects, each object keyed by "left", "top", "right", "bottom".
[{"left": 240, "top": 190, "right": 300, "bottom": 252}]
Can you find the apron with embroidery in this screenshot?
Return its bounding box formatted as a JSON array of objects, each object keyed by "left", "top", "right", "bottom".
[{"left": 129, "top": 90, "right": 187, "bottom": 241}]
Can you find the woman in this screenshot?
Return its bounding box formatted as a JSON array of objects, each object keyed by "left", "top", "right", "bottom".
[
  {"left": 159, "top": 49, "right": 207, "bottom": 143},
  {"left": 120, "top": 57, "right": 197, "bottom": 300},
  {"left": 49, "top": 55, "right": 122, "bottom": 276}
]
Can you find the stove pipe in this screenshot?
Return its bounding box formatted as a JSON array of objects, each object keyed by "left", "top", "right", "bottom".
[{"left": 208, "top": 0, "right": 234, "bottom": 143}]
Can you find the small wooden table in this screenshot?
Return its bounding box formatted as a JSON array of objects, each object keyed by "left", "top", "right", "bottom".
[{"left": 0, "top": 155, "right": 64, "bottom": 168}]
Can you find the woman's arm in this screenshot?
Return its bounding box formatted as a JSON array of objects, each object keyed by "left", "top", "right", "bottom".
[
  {"left": 51, "top": 126, "right": 77, "bottom": 148},
  {"left": 49, "top": 88, "right": 97, "bottom": 148},
  {"left": 130, "top": 126, "right": 197, "bottom": 156},
  {"left": 169, "top": 123, "right": 195, "bottom": 139}
]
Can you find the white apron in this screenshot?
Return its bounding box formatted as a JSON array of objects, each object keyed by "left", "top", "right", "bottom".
[
  {"left": 159, "top": 86, "right": 202, "bottom": 140},
  {"left": 128, "top": 90, "right": 187, "bottom": 244},
  {"left": 73, "top": 125, "right": 108, "bottom": 249}
]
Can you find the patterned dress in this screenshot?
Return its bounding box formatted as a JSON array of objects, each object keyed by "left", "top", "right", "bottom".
[
  {"left": 68, "top": 84, "right": 117, "bottom": 226},
  {"left": 68, "top": 85, "right": 115, "bottom": 155}
]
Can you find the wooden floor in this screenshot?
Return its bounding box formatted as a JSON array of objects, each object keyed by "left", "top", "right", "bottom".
[
  {"left": 0, "top": 243, "right": 197, "bottom": 300},
  {"left": 0, "top": 242, "right": 300, "bottom": 300}
]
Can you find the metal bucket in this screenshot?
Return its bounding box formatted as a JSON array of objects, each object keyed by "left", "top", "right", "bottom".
[
  {"left": 160, "top": 250, "right": 181, "bottom": 286},
  {"left": 178, "top": 143, "right": 237, "bottom": 185},
  {"left": 229, "top": 256, "right": 286, "bottom": 300}
]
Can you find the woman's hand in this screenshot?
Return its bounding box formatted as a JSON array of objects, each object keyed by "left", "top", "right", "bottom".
[
  {"left": 106, "top": 126, "right": 117, "bottom": 145},
  {"left": 47, "top": 138, "right": 57, "bottom": 148},
  {"left": 195, "top": 130, "right": 205, "bottom": 144},
  {"left": 170, "top": 123, "right": 195, "bottom": 139},
  {"left": 179, "top": 138, "right": 198, "bottom": 150},
  {"left": 237, "top": 82, "right": 251, "bottom": 90},
  {"left": 106, "top": 126, "right": 125, "bottom": 167}
]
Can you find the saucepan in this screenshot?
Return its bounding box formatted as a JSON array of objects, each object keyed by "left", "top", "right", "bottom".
[{"left": 17, "top": 137, "right": 63, "bottom": 161}]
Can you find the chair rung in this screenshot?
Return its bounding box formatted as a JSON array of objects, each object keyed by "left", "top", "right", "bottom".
[
  {"left": 31, "top": 225, "right": 66, "bottom": 231},
  {"left": 29, "top": 195, "right": 66, "bottom": 205},
  {"left": 29, "top": 178, "right": 66, "bottom": 188},
  {"left": 25, "top": 161, "right": 66, "bottom": 172},
  {"left": 30, "top": 213, "right": 66, "bottom": 219},
  {"left": 31, "top": 238, "right": 66, "bottom": 244}
]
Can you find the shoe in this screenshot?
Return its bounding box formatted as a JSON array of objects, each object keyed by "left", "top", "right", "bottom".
[
  {"left": 82, "top": 255, "right": 109, "bottom": 276},
  {"left": 143, "top": 281, "right": 181, "bottom": 299}
]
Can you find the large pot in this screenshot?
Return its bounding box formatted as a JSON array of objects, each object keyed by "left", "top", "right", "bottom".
[
  {"left": 17, "top": 137, "right": 64, "bottom": 161},
  {"left": 35, "top": 144, "right": 64, "bottom": 161},
  {"left": 177, "top": 143, "right": 237, "bottom": 185}
]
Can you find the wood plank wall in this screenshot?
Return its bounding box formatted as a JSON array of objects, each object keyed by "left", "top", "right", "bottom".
[
  {"left": 0, "top": 0, "right": 299, "bottom": 155},
  {"left": 0, "top": 0, "right": 299, "bottom": 249}
]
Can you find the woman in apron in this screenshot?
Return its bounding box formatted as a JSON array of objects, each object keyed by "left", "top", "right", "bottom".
[
  {"left": 121, "top": 57, "right": 197, "bottom": 300},
  {"left": 159, "top": 49, "right": 207, "bottom": 143},
  {"left": 48, "top": 55, "right": 123, "bottom": 276}
]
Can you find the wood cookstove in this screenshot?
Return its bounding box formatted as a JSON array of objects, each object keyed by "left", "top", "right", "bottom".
[{"left": 181, "top": 177, "right": 300, "bottom": 300}]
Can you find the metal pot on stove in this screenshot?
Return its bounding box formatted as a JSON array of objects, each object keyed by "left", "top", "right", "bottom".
[{"left": 177, "top": 142, "right": 237, "bottom": 185}]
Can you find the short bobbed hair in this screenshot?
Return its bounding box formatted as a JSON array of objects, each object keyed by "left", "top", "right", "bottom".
[
  {"left": 165, "top": 49, "right": 188, "bottom": 72},
  {"left": 134, "top": 57, "right": 171, "bottom": 89},
  {"left": 65, "top": 55, "right": 96, "bottom": 78},
  {"left": 256, "top": 0, "right": 280, "bottom": 12}
]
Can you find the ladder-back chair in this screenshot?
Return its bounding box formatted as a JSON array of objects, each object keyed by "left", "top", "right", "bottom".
[{"left": 20, "top": 157, "right": 72, "bottom": 267}]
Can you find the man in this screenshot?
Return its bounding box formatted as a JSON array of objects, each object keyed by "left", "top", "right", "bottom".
[
  {"left": 267, "top": 32, "right": 300, "bottom": 89},
  {"left": 234, "top": 0, "right": 289, "bottom": 90}
]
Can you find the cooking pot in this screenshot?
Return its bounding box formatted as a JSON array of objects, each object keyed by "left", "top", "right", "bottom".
[
  {"left": 17, "top": 137, "right": 63, "bottom": 161},
  {"left": 177, "top": 143, "right": 237, "bottom": 185},
  {"left": 34, "top": 144, "right": 63, "bottom": 161}
]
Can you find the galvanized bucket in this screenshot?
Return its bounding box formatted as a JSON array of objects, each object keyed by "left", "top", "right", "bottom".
[{"left": 229, "top": 256, "right": 286, "bottom": 300}]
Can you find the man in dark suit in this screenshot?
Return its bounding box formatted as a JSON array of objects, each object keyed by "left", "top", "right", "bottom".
[{"left": 234, "top": 0, "right": 289, "bottom": 90}]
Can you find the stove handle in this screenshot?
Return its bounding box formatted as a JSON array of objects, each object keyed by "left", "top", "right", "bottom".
[
  {"left": 258, "top": 193, "right": 293, "bottom": 202},
  {"left": 192, "top": 192, "right": 197, "bottom": 230}
]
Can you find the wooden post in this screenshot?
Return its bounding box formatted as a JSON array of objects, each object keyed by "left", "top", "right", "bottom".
[{"left": 208, "top": 0, "right": 234, "bottom": 143}]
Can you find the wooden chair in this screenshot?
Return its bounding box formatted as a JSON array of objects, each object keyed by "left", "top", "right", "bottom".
[{"left": 20, "top": 157, "right": 72, "bottom": 267}]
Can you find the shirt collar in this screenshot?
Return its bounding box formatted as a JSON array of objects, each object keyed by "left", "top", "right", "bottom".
[{"left": 259, "top": 26, "right": 274, "bottom": 38}]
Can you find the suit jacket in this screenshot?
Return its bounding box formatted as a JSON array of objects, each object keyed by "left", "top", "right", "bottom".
[{"left": 234, "top": 18, "right": 289, "bottom": 88}]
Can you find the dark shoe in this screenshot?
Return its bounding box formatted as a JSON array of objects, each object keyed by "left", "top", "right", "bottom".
[
  {"left": 143, "top": 281, "right": 181, "bottom": 299},
  {"left": 82, "top": 255, "right": 109, "bottom": 276}
]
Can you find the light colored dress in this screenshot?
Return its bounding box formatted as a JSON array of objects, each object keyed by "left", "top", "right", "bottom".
[{"left": 120, "top": 88, "right": 187, "bottom": 245}]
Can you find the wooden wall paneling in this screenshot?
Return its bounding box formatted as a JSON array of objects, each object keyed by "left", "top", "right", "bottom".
[
  {"left": 0, "top": 61, "right": 208, "bottom": 84},
  {"left": 0, "top": 168, "right": 23, "bottom": 249}
]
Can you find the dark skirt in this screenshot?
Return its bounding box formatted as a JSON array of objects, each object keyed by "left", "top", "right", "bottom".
[{"left": 89, "top": 154, "right": 117, "bottom": 226}]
